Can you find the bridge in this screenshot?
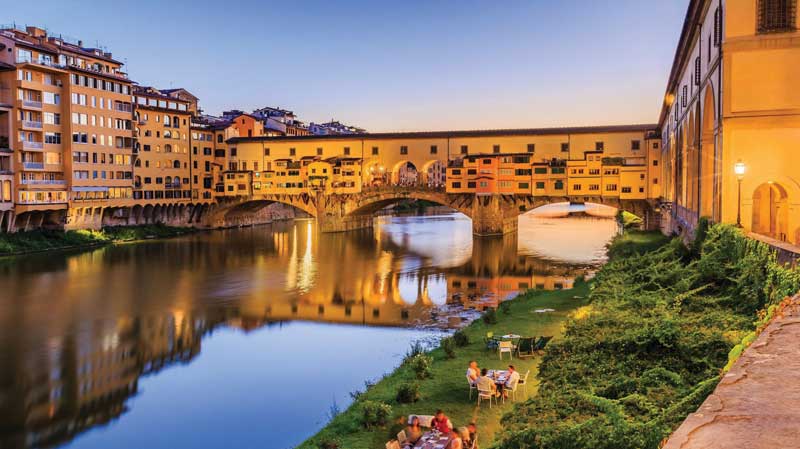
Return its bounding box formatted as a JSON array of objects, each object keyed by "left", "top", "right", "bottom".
[{"left": 200, "top": 186, "right": 656, "bottom": 236}]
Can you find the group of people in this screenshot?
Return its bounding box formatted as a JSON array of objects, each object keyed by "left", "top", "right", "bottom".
[
  {"left": 400, "top": 411, "right": 477, "bottom": 449},
  {"left": 466, "top": 360, "right": 520, "bottom": 399}
]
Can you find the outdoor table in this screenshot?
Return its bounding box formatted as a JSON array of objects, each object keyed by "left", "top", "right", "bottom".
[
  {"left": 488, "top": 369, "right": 509, "bottom": 385},
  {"left": 413, "top": 431, "right": 452, "bottom": 449},
  {"left": 501, "top": 334, "right": 521, "bottom": 339}
]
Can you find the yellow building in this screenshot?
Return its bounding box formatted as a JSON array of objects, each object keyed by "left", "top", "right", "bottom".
[
  {"left": 659, "top": 0, "right": 800, "bottom": 244},
  {"left": 132, "top": 87, "right": 192, "bottom": 205}
]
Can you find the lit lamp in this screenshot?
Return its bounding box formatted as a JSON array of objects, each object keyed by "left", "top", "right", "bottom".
[{"left": 734, "top": 161, "right": 746, "bottom": 228}]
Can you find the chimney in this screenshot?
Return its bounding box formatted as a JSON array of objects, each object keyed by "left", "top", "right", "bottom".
[{"left": 26, "top": 26, "right": 47, "bottom": 38}]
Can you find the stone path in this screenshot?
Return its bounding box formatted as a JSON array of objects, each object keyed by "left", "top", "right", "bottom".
[{"left": 663, "top": 295, "right": 800, "bottom": 449}]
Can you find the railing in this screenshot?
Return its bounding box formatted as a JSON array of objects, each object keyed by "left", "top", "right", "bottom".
[
  {"left": 115, "top": 103, "right": 133, "bottom": 113},
  {"left": 22, "top": 99, "right": 43, "bottom": 109},
  {"left": 20, "top": 179, "right": 66, "bottom": 185},
  {"left": 22, "top": 120, "right": 43, "bottom": 129},
  {"left": 23, "top": 162, "right": 44, "bottom": 170},
  {"left": 22, "top": 141, "right": 44, "bottom": 150}
]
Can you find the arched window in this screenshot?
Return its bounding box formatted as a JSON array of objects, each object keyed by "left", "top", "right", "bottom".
[
  {"left": 165, "top": 176, "right": 172, "bottom": 186},
  {"left": 173, "top": 160, "right": 180, "bottom": 169},
  {"left": 172, "top": 116, "right": 180, "bottom": 128},
  {"left": 134, "top": 159, "right": 141, "bottom": 167},
  {"left": 164, "top": 144, "right": 172, "bottom": 153},
  {"left": 163, "top": 114, "right": 171, "bottom": 127},
  {"left": 164, "top": 130, "right": 172, "bottom": 139}
]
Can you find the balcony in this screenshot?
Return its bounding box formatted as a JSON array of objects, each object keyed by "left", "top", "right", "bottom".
[
  {"left": 22, "top": 120, "right": 43, "bottom": 129},
  {"left": 22, "top": 141, "right": 44, "bottom": 150},
  {"left": 23, "top": 162, "right": 44, "bottom": 170},
  {"left": 22, "top": 99, "right": 43, "bottom": 109},
  {"left": 20, "top": 179, "right": 66, "bottom": 185}
]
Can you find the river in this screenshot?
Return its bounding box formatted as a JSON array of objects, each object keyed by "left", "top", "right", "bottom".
[{"left": 0, "top": 212, "right": 618, "bottom": 449}]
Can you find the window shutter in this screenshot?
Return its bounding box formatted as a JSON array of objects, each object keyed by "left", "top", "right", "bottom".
[
  {"left": 694, "top": 57, "right": 701, "bottom": 85},
  {"left": 714, "top": 7, "right": 722, "bottom": 46}
]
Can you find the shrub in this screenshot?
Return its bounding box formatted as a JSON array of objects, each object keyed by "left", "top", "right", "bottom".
[
  {"left": 482, "top": 307, "right": 498, "bottom": 325},
  {"left": 441, "top": 337, "right": 456, "bottom": 359},
  {"left": 408, "top": 353, "right": 433, "bottom": 380},
  {"left": 316, "top": 437, "right": 341, "bottom": 449},
  {"left": 361, "top": 400, "right": 392, "bottom": 428},
  {"left": 396, "top": 382, "right": 420, "bottom": 404},
  {"left": 403, "top": 340, "right": 425, "bottom": 363},
  {"left": 452, "top": 329, "right": 469, "bottom": 347}
]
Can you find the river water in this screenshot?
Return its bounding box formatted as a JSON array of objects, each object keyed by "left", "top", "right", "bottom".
[{"left": 0, "top": 212, "right": 618, "bottom": 449}]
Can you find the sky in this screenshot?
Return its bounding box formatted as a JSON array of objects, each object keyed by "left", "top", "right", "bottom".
[{"left": 5, "top": 0, "right": 688, "bottom": 132}]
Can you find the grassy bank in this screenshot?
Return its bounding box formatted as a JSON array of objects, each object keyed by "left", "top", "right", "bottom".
[
  {"left": 494, "top": 223, "right": 800, "bottom": 449},
  {"left": 0, "top": 224, "right": 193, "bottom": 256},
  {"left": 301, "top": 284, "right": 592, "bottom": 449}
]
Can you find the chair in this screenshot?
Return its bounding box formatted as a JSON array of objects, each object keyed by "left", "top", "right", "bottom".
[
  {"left": 515, "top": 336, "right": 536, "bottom": 358},
  {"left": 477, "top": 386, "right": 495, "bottom": 408},
  {"left": 518, "top": 369, "right": 531, "bottom": 396},
  {"left": 498, "top": 340, "right": 513, "bottom": 360},
  {"left": 397, "top": 430, "right": 407, "bottom": 445},
  {"left": 386, "top": 440, "right": 401, "bottom": 449},
  {"left": 484, "top": 331, "right": 499, "bottom": 351},
  {"left": 409, "top": 414, "right": 434, "bottom": 428},
  {"left": 505, "top": 376, "right": 520, "bottom": 402},
  {"left": 533, "top": 336, "right": 553, "bottom": 354},
  {"left": 466, "top": 374, "right": 477, "bottom": 399}
]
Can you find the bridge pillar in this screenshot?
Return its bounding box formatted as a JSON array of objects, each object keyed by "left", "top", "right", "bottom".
[
  {"left": 317, "top": 212, "right": 374, "bottom": 233},
  {"left": 471, "top": 195, "right": 520, "bottom": 236}
]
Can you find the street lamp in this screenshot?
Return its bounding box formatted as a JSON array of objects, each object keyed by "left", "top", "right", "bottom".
[{"left": 734, "top": 160, "right": 746, "bottom": 228}]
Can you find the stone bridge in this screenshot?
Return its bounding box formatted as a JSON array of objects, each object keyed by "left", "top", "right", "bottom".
[{"left": 203, "top": 187, "right": 657, "bottom": 236}]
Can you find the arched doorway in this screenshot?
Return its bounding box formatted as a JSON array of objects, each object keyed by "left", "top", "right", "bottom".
[
  {"left": 699, "top": 87, "right": 716, "bottom": 218},
  {"left": 752, "top": 182, "right": 789, "bottom": 241},
  {"left": 393, "top": 161, "right": 419, "bottom": 186}
]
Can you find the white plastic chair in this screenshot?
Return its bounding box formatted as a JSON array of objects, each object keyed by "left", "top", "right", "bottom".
[
  {"left": 518, "top": 370, "right": 530, "bottom": 396},
  {"left": 466, "top": 374, "right": 477, "bottom": 399},
  {"left": 505, "top": 377, "right": 520, "bottom": 402},
  {"left": 409, "top": 414, "right": 434, "bottom": 428},
  {"left": 477, "top": 386, "right": 495, "bottom": 408},
  {"left": 498, "top": 340, "right": 513, "bottom": 360}
]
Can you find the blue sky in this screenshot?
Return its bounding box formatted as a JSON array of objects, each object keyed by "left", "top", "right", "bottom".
[{"left": 5, "top": 0, "right": 688, "bottom": 131}]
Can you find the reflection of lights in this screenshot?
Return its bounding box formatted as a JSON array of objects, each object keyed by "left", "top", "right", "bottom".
[{"left": 296, "top": 221, "right": 315, "bottom": 292}]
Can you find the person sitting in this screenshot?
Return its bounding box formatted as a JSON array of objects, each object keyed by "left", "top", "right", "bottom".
[
  {"left": 401, "top": 416, "right": 423, "bottom": 448},
  {"left": 466, "top": 360, "right": 479, "bottom": 385},
  {"left": 463, "top": 422, "right": 478, "bottom": 449},
  {"left": 431, "top": 409, "right": 452, "bottom": 434},
  {"left": 503, "top": 365, "right": 520, "bottom": 398},
  {"left": 475, "top": 368, "right": 498, "bottom": 397},
  {"left": 448, "top": 429, "right": 463, "bottom": 449}
]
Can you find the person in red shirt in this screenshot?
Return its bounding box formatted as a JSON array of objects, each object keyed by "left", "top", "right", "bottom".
[{"left": 431, "top": 409, "right": 452, "bottom": 434}]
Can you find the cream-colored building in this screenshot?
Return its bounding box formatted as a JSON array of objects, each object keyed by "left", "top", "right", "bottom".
[{"left": 659, "top": 0, "right": 800, "bottom": 244}]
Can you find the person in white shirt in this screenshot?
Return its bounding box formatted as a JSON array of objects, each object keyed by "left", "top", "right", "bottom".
[
  {"left": 465, "top": 360, "right": 479, "bottom": 385},
  {"left": 503, "top": 364, "right": 520, "bottom": 398},
  {"left": 475, "top": 368, "right": 497, "bottom": 397}
]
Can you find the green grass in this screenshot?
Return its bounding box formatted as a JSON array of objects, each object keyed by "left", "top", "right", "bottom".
[
  {"left": 300, "top": 284, "right": 591, "bottom": 449},
  {"left": 606, "top": 229, "right": 670, "bottom": 259},
  {"left": 0, "top": 224, "right": 193, "bottom": 256}
]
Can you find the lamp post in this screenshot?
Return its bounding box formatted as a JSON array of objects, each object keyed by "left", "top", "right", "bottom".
[{"left": 734, "top": 161, "right": 746, "bottom": 228}]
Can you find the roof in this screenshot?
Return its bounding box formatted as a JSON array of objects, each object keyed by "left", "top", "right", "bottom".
[{"left": 228, "top": 124, "right": 657, "bottom": 144}]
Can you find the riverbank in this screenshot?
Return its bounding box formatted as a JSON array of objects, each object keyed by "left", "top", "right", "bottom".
[
  {"left": 301, "top": 283, "right": 593, "bottom": 449},
  {"left": 0, "top": 224, "right": 194, "bottom": 256}
]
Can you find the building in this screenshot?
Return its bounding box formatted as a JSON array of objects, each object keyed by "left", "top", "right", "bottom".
[
  {"left": 308, "top": 120, "right": 366, "bottom": 136},
  {"left": 252, "top": 106, "right": 310, "bottom": 136},
  {"left": 131, "top": 86, "right": 193, "bottom": 205},
  {"left": 0, "top": 25, "right": 136, "bottom": 230},
  {"left": 659, "top": 0, "right": 800, "bottom": 244}
]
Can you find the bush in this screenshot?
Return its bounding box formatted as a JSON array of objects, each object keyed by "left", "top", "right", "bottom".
[
  {"left": 403, "top": 340, "right": 425, "bottom": 363},
  {"left": 482, "top": 307, "right": 498, "bottom": 325},
  {"left": 396, "top": 382, "right": 420, "bottom": 404},
  {"left": 408, "top": 353, "right": 433, "bottom": 380},
  {"left": 452, "top": 329, "right": 470, "bottom": 347},
  {"left": 316, "top": 437, "right": 341, "bottom": 449},
  {"left": 441, "top": 337, "right": 456, "bottom": 359},
  {"left": 361, "top": 400, "right": 392, "bottom": 428}
]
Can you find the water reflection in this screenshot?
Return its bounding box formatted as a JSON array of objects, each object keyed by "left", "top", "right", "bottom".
[{"left": 0, "top": 213, "right": 617, "bottom": 449}]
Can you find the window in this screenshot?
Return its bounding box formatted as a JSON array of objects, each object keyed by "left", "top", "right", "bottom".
[
  {"left": 44, "top": 132, "right": 61, "bottom": 144},
  {"left": 400, "top": 146, "right": 408, "bottom": 155},
  {"left": 561, "top": 142, "right": 569, "bottom": 152},
  {"left": 605, "top": 184, "right": 618, "bottom": 191},
  {"left": 217, "top": 134, "right": 223, "bottom": 143},
  {"left": 694, "top": 56, "right": 701, "bottom": 85},
  {"left": 535, "top": 181, "right": 545, "bottom": 189},
  {"left": 573, "top": 184, "right": 582, "bottom": 191},
  {"left": 316, "top": 147, "right": 323, "bottom": 156},
  {"left": 289, "top": 148, "right": 296, "bottom": 156},
  {"left": 713, "top": 7, "right": 722, "bottom": 45},
  {"left": 460, "top": 145, "right": 468, "bottom": 155},
  {"left": 631, "top": 140, "right": 641, "bottom": 150},
  {"left": 430, "top": 145, "right": 437, "bottom": 154},
  {"left": 527, "top": 143, "right": 535, "bottom": 153},
  {"left": 372, "top": 146, "right": 379, "bottom": 155},
  {"left": 518, "top": 182, "right": 529, "bottom": 189},
  {"left": 344, "top": 146, "right": 350, "bottom": 155},
  {"left": 467, "top": 181, "right": 476, "bottom": 189},
  {"left": 653, "top": 160, "right": 659, "bottom": 166},
  {"left": 534, "top": 167, "right": 547, "bottom": 174},
  {"left": 493, "top": 145, "right": 500, "bottom": 154},
  {"left": 757, "top": 0, "right": 796, "bottom": 33},
  {"left": 622, "top": 187, "right": 632, "bottom": 193},
  {"left": 451, "top": 182, "right": 462, "bottom": 189},
  {"left": 595, "top": 141, "right": 604, "bottom": 151},
  {"left": 554, "top": 180, "right": 564, "bottom": 190},
  {"left": 682, "top": 85, "right": 688, "bottom": 107}
]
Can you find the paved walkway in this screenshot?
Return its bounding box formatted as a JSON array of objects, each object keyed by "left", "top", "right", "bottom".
[{"left": 663, "top": 295, "right": 800, "bottom": 449}]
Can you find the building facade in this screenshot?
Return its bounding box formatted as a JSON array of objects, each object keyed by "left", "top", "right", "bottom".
[{"left": 659, "top": 0, "right": 800, "bottom": 244}]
